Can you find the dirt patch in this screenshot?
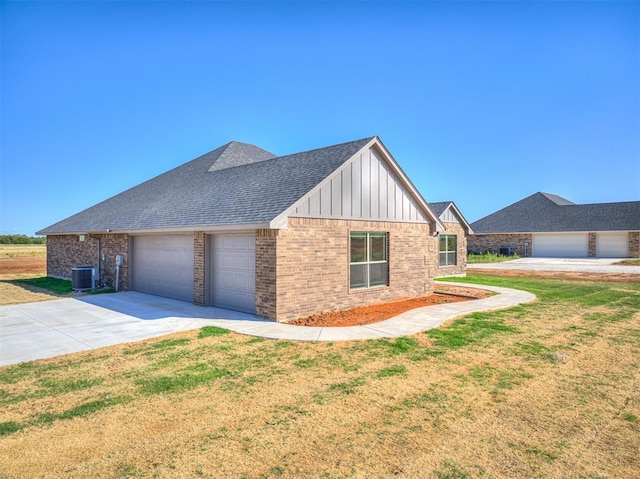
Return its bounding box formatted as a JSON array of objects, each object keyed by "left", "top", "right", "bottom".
[
  {"left": 288, "top": 285, "right": 492, "bottom": 327},
  {"left": 471, "top": 268, "right": 639, "bottom": 283},
  {"left": 0, "top": 256, "right": 46, "bottom": 275}
]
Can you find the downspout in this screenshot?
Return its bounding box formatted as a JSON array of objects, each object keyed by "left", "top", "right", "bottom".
[{"left": 88, "top": 234, "right": 101, "bottom": 287}]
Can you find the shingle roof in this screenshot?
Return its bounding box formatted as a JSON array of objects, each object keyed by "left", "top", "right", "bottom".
[
  {"left": 471, "top": 192, "right": 640, "bottom": 233},
  {"left": 38, "top": 137, "right": 375, "bottom": 234},
  {"left": 429, "top": 202, "right": 453, "bottom": 217},
  {"left": 428, "top": 201, "right": 473, "bottom": 234}
]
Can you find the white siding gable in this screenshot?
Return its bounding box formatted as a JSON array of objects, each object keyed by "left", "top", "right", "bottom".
[
  {"left": 293, "top": 146, "right": 427, "bottom": 222},
  {"left": 440, "top": 206, "right": 460, "bottom": 224}
]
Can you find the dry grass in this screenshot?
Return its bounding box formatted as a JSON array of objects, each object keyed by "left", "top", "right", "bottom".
[
  {"left": 0, "top": 244, "right": 46, "bottom": 259},
  {"left": 0, "top": 248, "right": 53, "bottom": 305},
  {"left": 1, "top": 277, "right": 639, "bottom": 479}
]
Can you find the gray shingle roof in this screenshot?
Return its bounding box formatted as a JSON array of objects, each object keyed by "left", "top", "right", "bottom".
[
  {"left": 429, "top": 201, "right": 453, "bottom": 217},
  {"left": 38, "top": 137, "right": 375, "bottom": 234},
  {"left": 471, "top": 192, "right": 640, "bottom": 233}
]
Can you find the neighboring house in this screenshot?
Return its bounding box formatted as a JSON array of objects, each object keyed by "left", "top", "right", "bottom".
[
  {"left": 38, "top": 136, "right": 466, "bottom": 322},
  {"left": 429, "top": 201, "right": 473, "bottom": 277},
  {"left": 468, "top": 192, "right": 640, "bottom": 258}
]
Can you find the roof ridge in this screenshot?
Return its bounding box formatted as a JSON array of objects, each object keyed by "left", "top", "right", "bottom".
[
  {"left": 538, "top": 192, "right": 575, "bottom": 206},
  {"left": 208, "top": 141, "right": 276, "bottom": 172},
  {"left": 273, "top": 136, "right": 376, "bottom": 161}
]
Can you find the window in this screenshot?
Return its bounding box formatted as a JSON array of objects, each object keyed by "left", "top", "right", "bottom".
[
  {"left": 439, "top": 235, "right": 457, "bottom": 266},
  {"left": 350, "top": 232, "right": 388, "bottom": 289}
]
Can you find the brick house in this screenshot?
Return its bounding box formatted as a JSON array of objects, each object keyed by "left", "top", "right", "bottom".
[
  {"left": 468, "top": 192, "right": 640, "bottom": 258},
  {"left": 38, "top": 136, "right": 468, "bottom": 322},
  {"left": 429, "top": 202, "right": 473, "bottom": 277}
]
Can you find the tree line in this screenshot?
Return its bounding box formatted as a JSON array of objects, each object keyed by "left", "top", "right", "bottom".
[{"left": 0, "top": 235, "right": 46, "bottom": 245}]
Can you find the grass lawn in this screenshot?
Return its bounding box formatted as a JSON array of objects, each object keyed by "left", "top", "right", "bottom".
[
  {"left": 467, "top": 252, "right": 520, "bottom": 263},
  {"left": 1, "top": 276, "right": 639, "bottom": 478}
]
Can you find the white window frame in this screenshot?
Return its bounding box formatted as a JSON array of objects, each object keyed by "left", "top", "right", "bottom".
[
  {"left": 439, "top": 234, "right": 457, "bottom": 266},
  {"left": 350, "top": 232, "right": 388, "bottom": 289}
]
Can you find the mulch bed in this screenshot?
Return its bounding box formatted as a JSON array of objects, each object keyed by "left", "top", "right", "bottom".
[{"left": 287, "top": 285, "right": 492, "bottom": 327}]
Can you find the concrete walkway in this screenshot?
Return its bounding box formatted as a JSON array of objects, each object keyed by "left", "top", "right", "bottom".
[
  {"left": 0, "top": 282, "right": 535, "bottom": 366},
  {"left": 468, "top": 257, "right": 640, "bottom": 275}
]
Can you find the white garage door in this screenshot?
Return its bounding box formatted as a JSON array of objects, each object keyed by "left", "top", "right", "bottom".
[
  {"left": 211, "top": 234, "right": 255, "bottom": 314},
  {"left": 532, "top": 233, "right": 589, "bottom": 258},
  {"left": 132, "top": 236, "right": 194, "bottom": 302},
  {"left": 596, "top": 233, "right": 628, "bottom": 258}
]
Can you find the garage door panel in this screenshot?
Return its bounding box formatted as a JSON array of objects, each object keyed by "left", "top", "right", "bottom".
[
  {"left": 532, "top": 233, "right": 588, "bottom": 258},
  {"left": 211, "top": 234, "right": 255, "bottom": 314},
  {"left": 132, "top": 236, "right": 194, "bottom": 302},
  {"left": 597, "top": 233, "right": 628, "bottom": 258}
]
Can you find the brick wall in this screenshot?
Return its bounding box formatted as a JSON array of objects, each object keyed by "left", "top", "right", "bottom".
[
  {"left": 255, "top": 229, "right": 278, "bottom": 319},
  {"left": 588, "top": 233, "right": 597, "bottom": 257},
  {"left": 435, "top": 222, "right": 468, "bottom": 277},
  {"left": 629, "top": 232, "right": 640, "bottom": 258},
  {"left": 47, "top": 234, "right": 129, "bottom": 289},
  {"left": 468, "top": 233, "right": 533, "bottom": 257},
  {"left": 260, "top": 217, "right": 437, "bottom": 322},
  {"left": 194, "top": 232, "right": 206, "bottom": 305}
]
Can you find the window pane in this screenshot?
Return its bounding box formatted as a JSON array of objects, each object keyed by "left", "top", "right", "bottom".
[
  {"left": 439, "top": 252, "right": 447, "bottom": 266},
  {"left": 447, "top": 252, "right": 457, "bottom": 265},
  {"left": 447, "top": 235, "right": 457, "bottom": 252},
  {"left": 369, "top": 234, "right": 386, "bottom": 261},
  {"left": 350, "top": 264, "right": 367, "bottom": 289},
  {"left": 369, "top": 263, "right": 388, "bottom": 287},
  {"left": 350, "top": 233, "right": 367, "bottom": 263},
  {"left": 439, "top": 236, "right": 447, "bottom": 253}
]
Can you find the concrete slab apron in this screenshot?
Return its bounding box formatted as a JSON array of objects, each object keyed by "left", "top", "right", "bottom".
[{"left": 0, "top": 284, "right": 535, "bottom": 366}]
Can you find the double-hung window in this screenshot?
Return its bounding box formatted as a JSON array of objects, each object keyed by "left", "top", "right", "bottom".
[
  {"left": 350, "top": 232, "right": 388, "bottom": 289},
  {"left": 439, "top": 235, "right": 457, "bottom": 266}
]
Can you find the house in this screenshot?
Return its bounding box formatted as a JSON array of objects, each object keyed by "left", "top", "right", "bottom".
[
  {"left": 38, "top": 136, "right": 470, "bottom": 322},
  {"left": 429, "top": 201, "right": 473, "bottom": 277},
  {"left": 468, "top": 192, "right": 640, "bottom": 258}
]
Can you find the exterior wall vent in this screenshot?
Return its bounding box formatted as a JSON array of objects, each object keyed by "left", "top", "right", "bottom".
[{"left": 71, "top": 266, "right": 97, "bottom": 292}]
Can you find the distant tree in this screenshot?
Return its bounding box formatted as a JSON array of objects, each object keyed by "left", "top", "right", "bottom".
[{"left": 0, "top": 235, "right": 46, "bottom": 245}]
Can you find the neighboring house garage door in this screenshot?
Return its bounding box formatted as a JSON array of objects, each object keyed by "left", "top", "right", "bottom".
[
  {"left": 596, "top": 233, "right": 628, "bottom": 258},
  {"left": 131, "top": 235, "right": 194, "bottom": 302},
  {"left": 211, "top": 234, "right": 255, "bottom": 314},
  {"left": 532, "top": 233, "right": 589, "bottom": 258}
]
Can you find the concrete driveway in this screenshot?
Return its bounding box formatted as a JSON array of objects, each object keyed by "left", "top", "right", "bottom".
[
  {"left": 0, "top": 283, "right": 535, "bottom": 366},
  {"left": 468, "top": 257, "right": 640, "bottom": 275}
]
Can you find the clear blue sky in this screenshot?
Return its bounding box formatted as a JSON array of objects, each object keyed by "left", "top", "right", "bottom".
[{"left": 2, "top": 0, "right": 638, "bottom": 236}]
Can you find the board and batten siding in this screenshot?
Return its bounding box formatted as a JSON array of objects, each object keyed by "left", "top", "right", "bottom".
[
  {"left": 439, "top": 207, "right": 458, "bottom": 224},
  {"left": 293, "top": 147, "right": 427, "bottom": 222}
]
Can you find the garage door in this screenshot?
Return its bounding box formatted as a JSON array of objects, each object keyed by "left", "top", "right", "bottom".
[
  {"left": 211, "top": 234, "right": 255, "bottom": 314},
  {"left": 596, "top": 233, "right": 628, "bottom": 258},
  {"left": 132, "top": 236, "right": 194, "bottom": 301},
  {"left": 532, "top": 233, "right": 589, "bottom": 258}
]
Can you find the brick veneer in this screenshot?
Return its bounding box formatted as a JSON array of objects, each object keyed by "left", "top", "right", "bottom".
[
  {"left": 628, "top": 232, "right": 640, "bottom": 258},
  {"left": 588, "top": 233, "right": 597, "bottom": 257},
  {"left": 468, "top": 233, "right": 533, "bottom": 257},
  {"left": 47, "top": 234, "right": 129, "bottom": 290},
  {"left": 194, "top": 232, "right": 206, "bottom": 305},
  {"left": 255, "top": 217, "right": 437, "bottom": 322},
  {"left": 435, "top": 222, "right": 468, "bottom": 277}
]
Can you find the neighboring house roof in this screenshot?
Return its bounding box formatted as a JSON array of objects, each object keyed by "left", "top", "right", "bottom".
[
  {"left": 38, "top": 136, "right": 443, "bottom": 235},
  {"left": 429, "top": 201, "right": 474, "bottom": 234},
  {"left": 471, "top": 192, "right": 640, "bottom": 234}
]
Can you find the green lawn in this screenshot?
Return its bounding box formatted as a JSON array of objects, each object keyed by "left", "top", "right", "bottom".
[
  {"left": 467, "top": 252, "right": 520, "bottom": 263},
  {"left": 1, "top": 275, "right": 639, "bottom": 479}
]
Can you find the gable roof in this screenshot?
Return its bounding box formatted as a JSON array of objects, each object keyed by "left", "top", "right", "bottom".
[
  {"left": 429, "top": 201, "right": 473, "bottom": 234},
  {"left": 38, "top": 136, "right": 441, "bottom": 235},
  {"left": 471, "top": 192, "right": 640, "bottom": 234}
]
